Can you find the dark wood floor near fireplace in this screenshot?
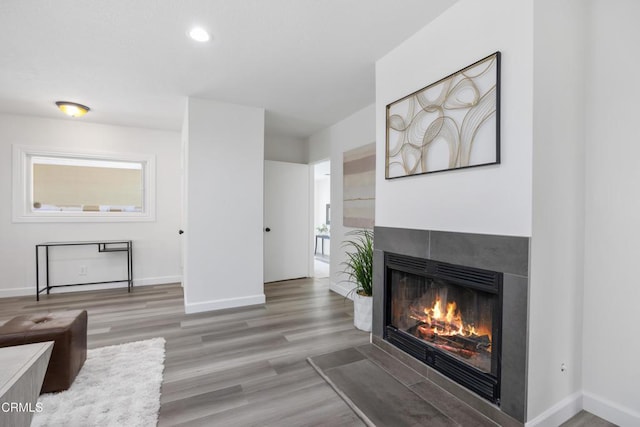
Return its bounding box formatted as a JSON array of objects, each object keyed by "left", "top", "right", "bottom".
[
  {"left": 309, "top": 344, "right": 616, "bottom": 427},
  {"left": 0, "top": 279, "right": 615, "bottom": 426},
  {"left": 0, "top": 279, "right": 368, "bottom": 426}
]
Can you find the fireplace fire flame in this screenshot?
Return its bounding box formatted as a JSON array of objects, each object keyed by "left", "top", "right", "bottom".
[{"left": 409, "top": 297, "right": 491, "bottom": 358}]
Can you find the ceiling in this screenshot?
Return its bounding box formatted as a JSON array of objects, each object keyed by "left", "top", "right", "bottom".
[{"left": 0, "top": 0, "right": 456, "bottom": 140}]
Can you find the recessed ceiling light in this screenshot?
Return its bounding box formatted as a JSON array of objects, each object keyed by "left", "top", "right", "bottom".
[
  {"left": 189, "top": 27, "right": 210, "bottom": 42},
  {"left": 55, "top": 101, "right": 90, "bottom": 117}
]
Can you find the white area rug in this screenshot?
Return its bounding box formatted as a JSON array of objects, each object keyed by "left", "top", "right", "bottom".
[{"left": 32, "top": 337, "right": 165, "bottom": 427}]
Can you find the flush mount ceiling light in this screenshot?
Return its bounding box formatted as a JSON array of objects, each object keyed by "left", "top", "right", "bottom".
[
  {"left": 55, "top": 101, "right": 90, "bottom": 117},
  {"left": 188, "top": 27, "right": 210, "bottom": 42}
]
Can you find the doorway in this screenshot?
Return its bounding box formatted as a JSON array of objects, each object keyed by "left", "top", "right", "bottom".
[
  {"left": 313, "top": 161, "right": 330, "bottom": 278},
  {"left": 264, "top": 161, "right": 310, "bottom": 283}
]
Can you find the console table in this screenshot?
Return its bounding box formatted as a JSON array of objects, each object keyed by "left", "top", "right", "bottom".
[
  {"left": 35, "top": 240, "right": 133, "bottom": 301},
  {"left": 314, "top": 234, "right": 330, "bottom": 255}
]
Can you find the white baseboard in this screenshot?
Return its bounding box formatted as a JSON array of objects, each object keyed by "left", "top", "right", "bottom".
[
  {"left": 330, "top": 281, "right": 353, "bottom": 299},
  {"left": 0, "top": 275, "right": 182, "bottom": 299},
  {"left": 525, "top": 391, "right": 582, "bottom": 427},
  {"left": 525, "top": 390, "right": 639, "bottom": 427},
  {"left": 134, "top": 275, "right": 182, "bottom": 286},
  {"left": 583, "top": 391, "right": 640, "bottom": 427},
  {"left": 184, "top": 294, "right": 266, "bottom": 314},
  {"left": 0, "top": 287, "right": 34, "bottom": 298}
]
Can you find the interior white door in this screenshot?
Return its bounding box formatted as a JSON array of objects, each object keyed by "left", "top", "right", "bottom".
[{"left": 264, "top": 160, "right": 310, "bottom": 283}]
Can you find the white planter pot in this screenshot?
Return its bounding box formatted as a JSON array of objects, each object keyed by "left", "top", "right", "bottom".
[{"left": 353, "top": 293, "right": 372, "bottom": 332}]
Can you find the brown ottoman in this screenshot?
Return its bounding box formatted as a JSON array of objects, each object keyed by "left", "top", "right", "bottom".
[{"left": 0, "top": 310, "right": 87, "bottom": 393}]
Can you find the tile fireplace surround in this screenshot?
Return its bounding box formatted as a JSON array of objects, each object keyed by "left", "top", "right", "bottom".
[{"left": 372, "top": 226, "right": 529, "bottom": 424}]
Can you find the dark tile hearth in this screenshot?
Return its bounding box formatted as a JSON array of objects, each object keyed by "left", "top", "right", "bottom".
[
  {"left": 309, "top": 344, "right": 498, "bottom": 427},
  {"left": 309, "top": 344, "right": 618, "bottom": 427}
]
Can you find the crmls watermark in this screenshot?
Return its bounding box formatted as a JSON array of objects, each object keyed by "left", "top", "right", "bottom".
[{"left": 1, "top": 401, "right": 43, "bottom": 413}]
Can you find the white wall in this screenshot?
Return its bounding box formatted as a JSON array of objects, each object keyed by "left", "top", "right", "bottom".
[
  {"left": 264, "top": 134, "right": 308, "bottom": 164},
  {"left": 374, "top": 0, "right": 590, "bottom": 422},
  {"left": 374, "top": 1, "right": 640, "bottom": 425},
  {"left": 583, "top": 1, "right": 640, "bottom": 425},
  {"left": 528, "top": 0, "right": 587, "bottom": 423},
  {"left": 314, "top": 174, "right": 330, "bottom": 256},
  {"left": 308, "top": 134, "right": 330, "bottom": 164},
  {"left": 0, "top": 114, "right": 182, "bottom": 297},
  {"left": 375, "top": 0, "right": 534, "bottom": 238},
  {"left": 308, "top": 104, "right": 375, "bottom": 297},
  {"left": 183, "top": 97, "right": 265, "bottom": 313},
  {"left": 314, "top": 175, "right": 330, "bottom": 230}
]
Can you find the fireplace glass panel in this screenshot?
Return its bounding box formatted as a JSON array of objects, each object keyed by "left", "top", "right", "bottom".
[{"left": 390, "top": 269, "right": 496, "bottom": 374}]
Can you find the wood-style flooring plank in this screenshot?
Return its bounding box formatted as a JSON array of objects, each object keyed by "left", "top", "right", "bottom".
[{"left": 0, "top": 278, "right": 369, "bottom": 426}]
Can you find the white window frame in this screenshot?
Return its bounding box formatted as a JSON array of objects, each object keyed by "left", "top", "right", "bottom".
[{"left": 12, "top": 144, "right": 156, "bottom": 223}]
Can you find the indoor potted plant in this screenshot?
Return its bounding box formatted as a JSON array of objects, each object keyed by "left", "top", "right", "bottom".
[
  {"left": 342, "top": 229, "right": 373, "bottom": 332},
  {"left": 316, "top": 223, "right": 329, "bottom": 235}
]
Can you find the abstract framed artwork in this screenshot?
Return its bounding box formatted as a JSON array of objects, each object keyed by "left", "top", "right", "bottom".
[{"left": 386, "top": 52, "right": 501, "bottom": 179}]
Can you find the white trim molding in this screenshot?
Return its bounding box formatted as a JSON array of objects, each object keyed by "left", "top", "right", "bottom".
[
  {"left": 12, "top": 144, "right": 156, "bottom": 223},
  {"left": 134, "top": 276, "right": 182, "bottom": 287},
  {"left": 184, "top": 294, "right": 266, "bottom": 314},
  {"left": 526, "top": 390, "right": 639, "bottom": 427},
  {"left": 525, "top": 391, "right": 582, "bottom": 427},
  {"left": 0, "top": 276, "right": 181, "bottom": 299},
  {"left": 583, "top": 391, "right": 640, "bottom": 427},
  {"left": 0, "top": 287, "right": 35, "bottom": 298},
  {"left": 330, "top": 281, "right": 353, "bottom": 299}
]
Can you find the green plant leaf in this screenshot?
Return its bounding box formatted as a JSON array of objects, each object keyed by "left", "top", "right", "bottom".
[{"left": 341, "top": 229, "right": 373, "bottom": 296}]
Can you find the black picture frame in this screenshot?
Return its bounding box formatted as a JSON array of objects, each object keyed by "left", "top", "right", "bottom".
[{"left": 385, "top": 51, "right": 501, "bottom": 179}]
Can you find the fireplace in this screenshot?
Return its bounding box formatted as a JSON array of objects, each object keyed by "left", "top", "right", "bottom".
[
  {"left": 384, "top": 252, "right": 503, "bottom": 404},
  {"left": 373, "top": 227, "right": 529, "bottom": 422}
]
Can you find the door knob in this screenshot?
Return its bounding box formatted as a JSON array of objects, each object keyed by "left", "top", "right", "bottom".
[
  {"left": 178, "top": 229, "right": 184, "bottom": 235},
  {"left": 265, "top": 227, "right": 271, "bottom": 232}
]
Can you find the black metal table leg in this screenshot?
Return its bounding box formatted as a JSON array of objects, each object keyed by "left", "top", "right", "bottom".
[
  {"left": 128, "top": 241, "right": 133, "bottom": 292},
  {"left": 45, "top": 246, "right": 50, "bottom": 295},
  {"left": 36, "top": 246, "right": 39, "bottom": 301}
]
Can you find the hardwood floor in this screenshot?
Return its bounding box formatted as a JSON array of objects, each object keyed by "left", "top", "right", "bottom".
[
  {"left": 0, "top": 278, "right": 369, "bottom": 426},
  {"left": 0, "top": 279, "right": 616, "bottom": 427}
]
